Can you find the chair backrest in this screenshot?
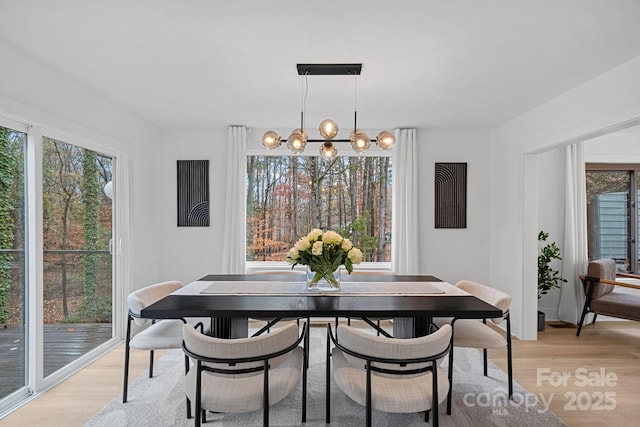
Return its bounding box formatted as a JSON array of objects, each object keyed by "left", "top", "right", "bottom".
[
  {"left": 585, "top": 259, "right": 616, "bottom": 299},
  {"left": 183, "top": 322, "right": 300, "bottom": 375},
  {"left": 455, "top": 280, "right": 511, "bottom": 324},
  {"left": 127, "top": 280, "right": 184, "bottom": 323},
  {"left": 335, "top": 324, "right": 452, "bottom": 378}
]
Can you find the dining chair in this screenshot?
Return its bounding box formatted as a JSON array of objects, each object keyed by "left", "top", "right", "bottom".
[
  {"left": 326, "top": 323, "right": 452, "bottom": 427},
  {"left": 123, "top": 280, "right": 200, "bottom": 404},
  {"left": 182, "top": 321, "right": 307, "bottom": 427},
  {"left": 433, "top": 280, "right": 513, "bottom": 414}
]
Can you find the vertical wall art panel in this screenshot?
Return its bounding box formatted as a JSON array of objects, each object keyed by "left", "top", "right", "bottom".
[
  {"left": 435, "top": 162, "right": 467, "bottom": 228},
  {"left": 177, "top": 160, "right": 210, "bottom": 227}
]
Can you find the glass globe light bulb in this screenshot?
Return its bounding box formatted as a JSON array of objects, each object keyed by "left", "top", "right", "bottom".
[
  {"left": 319, "top": 119, "right": 339, "bottom": 140},
  {"left": 286, "top": 129, "right": 307, "bottom": 154},
  {"left": 319, "top": 141, "right": 338, "bottom": 160},
  {"left": 376, "top": 130, "right": 395, "bottom": 150},
  {"left": 350, "top": 129, "right": 371, "bottom": 153},
  {"left": 262, "top": 131, "right": 281, "bottom": 150}
]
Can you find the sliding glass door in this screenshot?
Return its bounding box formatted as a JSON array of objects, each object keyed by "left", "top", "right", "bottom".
[
  {"left": 41, "top": 137, "right": 114, "bottom": 377},
  {"left": 0, "top": 119, "right": 119, "bottom": 415},
  {"left": 0, "top": 123, "right": 27, "bottom": 402}
]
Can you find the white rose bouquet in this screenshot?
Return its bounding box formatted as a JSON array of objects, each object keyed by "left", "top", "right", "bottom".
[{"left": 286, "top": 229, "right": 363, "bottom": 288}]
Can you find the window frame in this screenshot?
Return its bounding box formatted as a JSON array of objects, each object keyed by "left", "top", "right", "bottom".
[
  {"left": 245, "top": 145, "right": 394, "bottom": 273},
  {"left": 586, "top": 163, "right": 640, "bottom": 273}
]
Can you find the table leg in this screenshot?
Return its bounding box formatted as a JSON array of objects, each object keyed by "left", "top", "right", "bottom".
[
  {"left": 393, "top": 317, "right": 432, "bottom": 338},
  {"left": 211, "top": 317, "right": 248, "bottom": 338}
]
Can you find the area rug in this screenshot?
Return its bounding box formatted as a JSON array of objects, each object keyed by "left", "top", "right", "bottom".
[{"left": 86, "top": 325, "right": 567, "bottom": 427}]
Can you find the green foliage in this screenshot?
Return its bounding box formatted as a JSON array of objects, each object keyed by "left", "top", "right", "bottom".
[
  {"left": 337, "top": 211, "right": 378, "bottom": 262},
  {"left": 538, "top": 230, "right": 567, "bottom": 299},
  {"left": 0, "top": 128, "right": 15, "bottom": 323},
  {"left": 81, "top": 150, "right": 100, "bottom": 320}
]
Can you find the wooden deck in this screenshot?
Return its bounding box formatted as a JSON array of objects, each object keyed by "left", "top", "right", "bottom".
[{"left": 0, "top": 323, "right": 113, "bottom": 399}]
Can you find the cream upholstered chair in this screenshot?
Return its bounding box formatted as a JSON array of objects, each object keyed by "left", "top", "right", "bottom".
[
  {"left": 123, "top": 280, "right": 199, "bottom": 404},
  {"left": 326, "top": 323, "right": 452, "bottom": 427},
  {"left": 434, "top": 280, "right": 512, "bottom": 414},
  {"left": 182, "top": 322, "right": 307, "bottom": 427},
  {"left": 577, "top": 258, "right": 640, "bottom": 335}
]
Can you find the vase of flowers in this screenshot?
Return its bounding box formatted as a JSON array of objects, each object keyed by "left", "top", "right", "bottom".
[{"left": 286, "top": 229, "right": 363, "bottom": 291}]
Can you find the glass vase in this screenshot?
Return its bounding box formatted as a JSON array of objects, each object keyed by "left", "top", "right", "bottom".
[{"left": 306, "top": 266, "right": 340, "bottom": 291}]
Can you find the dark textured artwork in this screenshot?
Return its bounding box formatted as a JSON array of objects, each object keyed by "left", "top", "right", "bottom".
[
  {"left": 177, "top": 160, "right": 209, "bottom": 227},
  {"left": 435, "top": 162, "right": 467, "bottom": 228}
]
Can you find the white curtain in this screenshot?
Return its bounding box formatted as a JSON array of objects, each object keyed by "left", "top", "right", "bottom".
[
  {"left": 392, "top": 129, "right": 420, "bottom": 274},
  {"left": 221, "top": 126, "right": 247, "bottom": 273},
  {"left": 558, "top": 142, "right": 590, "bottom": 324}
]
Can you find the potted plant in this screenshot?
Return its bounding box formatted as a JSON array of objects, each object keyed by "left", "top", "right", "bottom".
[{"left": 537, "top": 230, "right": 568, "bottom": 331}]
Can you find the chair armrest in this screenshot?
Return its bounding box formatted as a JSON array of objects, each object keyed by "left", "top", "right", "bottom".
[
  {"left": 579, "top": 275, "right": 640, "bottom": 291},
  {"left": 616, "top": 271, "right": 640, "bottom": 280}
]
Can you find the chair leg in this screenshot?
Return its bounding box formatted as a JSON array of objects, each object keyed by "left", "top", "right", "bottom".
[
  {"left": 195, "top": 362, "right": 203, "bottom": 427},
  {"left": 302, "top": 321, "right": 308, "bottom": 423},
  {"left": 446, "top": 339, "right": 454, "bottom": 415},
  {"left": 592, "top": 313, "right": 598, "bottom": 325},
  {"left": 185, "top": 354, "right": 191, "bottom": 418},
  {"left": 326, "top": 327, "right": 331, "bottom": 424},
  {"left": 376, "top": 320, "right": 381, "bottom": 336},
  {"left": 577, "top": 301, "right": 591, "bottom": 336},
  {"left": 432, "top": 359, "right": 439, "bottom": 427},
  {"left": 122, "top": 314, "right": 133, "bottom": 403},
  {"left": 506, "top": 314, "right": 513, "bottom": 399},
  {"left": 483, "top": 348, "right": 488, "bottom": 376},
  {"left": 148, "top": 350, "right": 155, "bottom": 378},
  {"left": 425, "top": 409, "right": 429, "bottom": 422}
]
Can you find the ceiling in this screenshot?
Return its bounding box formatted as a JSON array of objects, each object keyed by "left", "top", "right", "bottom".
[{"left": 1, "top": 0, "right": 640, "bottom": 131}]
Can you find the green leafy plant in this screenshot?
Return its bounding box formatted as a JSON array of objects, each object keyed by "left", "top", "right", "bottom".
[{"left": 538, "top": 230, "right": 567, "bottom": 299}]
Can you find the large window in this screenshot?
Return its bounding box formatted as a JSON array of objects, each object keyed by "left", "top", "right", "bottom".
[
  {"left": 586, "top": 164, "right": 640, "bottom": 272},
  {"left": 246, "top": 155, "right": 392, "bottom": 262}
]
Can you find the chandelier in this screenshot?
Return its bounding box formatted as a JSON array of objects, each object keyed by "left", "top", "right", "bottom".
[{"left": 261, "top": 64, "right": 395, "bottom": 160}]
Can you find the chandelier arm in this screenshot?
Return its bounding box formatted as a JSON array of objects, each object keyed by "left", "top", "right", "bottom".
[{"left": 281, "top": 138, "right": 376, "bottom": 143}]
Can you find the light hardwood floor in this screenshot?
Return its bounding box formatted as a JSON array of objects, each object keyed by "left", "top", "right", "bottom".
[{"left": 1, "top": 321, "right": 639, "bottom": 427}]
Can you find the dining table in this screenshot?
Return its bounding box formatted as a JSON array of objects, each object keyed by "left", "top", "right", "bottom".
[{"left": 140, "top": 273, "right": 503, "bottom": 339}]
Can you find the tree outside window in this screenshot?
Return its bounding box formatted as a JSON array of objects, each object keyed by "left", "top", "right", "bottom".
[{"left": 246, "top": 155, "right": 392, "bottom": 263}]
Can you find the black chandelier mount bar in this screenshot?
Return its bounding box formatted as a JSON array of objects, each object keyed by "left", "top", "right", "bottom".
[{"left": 296, "top": 63, "right": 362, "bottom": 76}]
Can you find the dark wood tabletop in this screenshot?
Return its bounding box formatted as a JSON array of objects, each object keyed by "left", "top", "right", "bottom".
[{"left": 140, "top": 274, "right": 502, "bottom": 337}]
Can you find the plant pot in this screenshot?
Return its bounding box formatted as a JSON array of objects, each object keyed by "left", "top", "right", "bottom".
[{"left": 537, "top": 310, "right": 546, "bottom": 331}]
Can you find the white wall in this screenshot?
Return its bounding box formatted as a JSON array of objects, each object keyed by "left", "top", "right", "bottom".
[
  {"left": 157, "top": 127, "right": 228, "bottom": 284},
  {"left": 536, "top": 148, "right": 565, "bottom": 319},
  {"left": 416, "top": 130, "right": 491, "bottom": 284},
  {"left": 585, "top": 130, "right": 640, "bottom": 162},
  {"left": 155, "top": 128, "right": 492, "bottom": 286},
  {"left": 0, "top": 36, "right": 161, "bottom": 294},
  {"left": 490, "top": 55, "right": 640, "bottom": 340}
]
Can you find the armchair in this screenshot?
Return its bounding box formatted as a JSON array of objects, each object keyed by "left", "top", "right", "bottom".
[{"left": 577, "top": 258, "right": 640, "bottom": 336}]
